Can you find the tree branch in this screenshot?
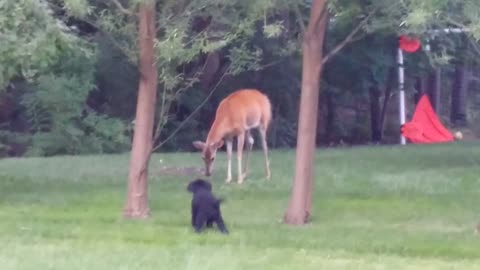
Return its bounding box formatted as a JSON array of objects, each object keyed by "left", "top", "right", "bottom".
[
  {"left": 111, "top": 0, "right": 133, "bottom": 15},
  {"left": 293, "top": 3, "right": 306, "bottom": 33},
  {"left": 258, "top": 59, "right": 284, "bottom": 70},
  {"left": 80, "top": 17, "right": 137, "bottom": 65},
  {"left": 445, "top": 17, "right": 468, "bottom": 30},
  {"left": 322, "top": 8, "right": 378, "bottom": 65},
  {"left": 151, "top": 58, "right": 210, "bottom": 144},
  {"left": 306, "top": 0, "right": 328, "bottom": 35},
  {"left": 467, "top": 36, "right": 480, "bottom": 58},
  {"left": 47, "top": 1, "right": 136, "bottom": 63},
  {"left": 151, "top": 63, "right": 232, "bottom": 153}
]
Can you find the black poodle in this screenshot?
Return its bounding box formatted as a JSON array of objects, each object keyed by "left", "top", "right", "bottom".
[{"left": 187, "top": 178, "right": 228, "bottom": 234}]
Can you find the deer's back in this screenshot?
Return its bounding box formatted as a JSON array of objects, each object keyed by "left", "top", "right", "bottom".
[{"left": 215, "top": 89, "right": 271, "bottom": 132}]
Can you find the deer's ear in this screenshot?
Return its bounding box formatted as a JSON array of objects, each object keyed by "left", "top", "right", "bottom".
[
  {"left": 214, "top": 140, "right": 224, "bottom": 149},
  {"left": 192, "top": 141, "right": 206, "bottom": 151}
]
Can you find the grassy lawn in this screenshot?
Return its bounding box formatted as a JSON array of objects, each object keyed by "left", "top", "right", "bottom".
[{"left": 0, "top": 142, "right": 479, "bottom": 269}]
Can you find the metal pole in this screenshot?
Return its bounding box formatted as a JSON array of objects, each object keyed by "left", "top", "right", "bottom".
[
  {"left": 427, "top": 28, "right": 468, "bottom": 34},
  {"left": 397, "top": 48, "right": 406, "bottom": 145}
]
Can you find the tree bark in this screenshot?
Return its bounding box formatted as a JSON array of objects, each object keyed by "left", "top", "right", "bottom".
[
  {"left": 427, "top": 68, "right": 441, "bottom": 112},
  {"left": 283, "top": 0, "right": 328, "bottom": 225},
  {"left": 451, "top": 64, "right": 468, "bottom": 127},
  {"left": 123, "top": 2, "right": 157, "bottom": 219}
]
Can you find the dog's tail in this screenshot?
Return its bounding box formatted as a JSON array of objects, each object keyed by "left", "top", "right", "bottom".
[{"left": 215, "top": 197, "right": 225, "bottom": 206}]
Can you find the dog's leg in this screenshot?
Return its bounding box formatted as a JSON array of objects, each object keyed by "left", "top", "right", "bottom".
[
  {"left": 215, "top": 214, "right": 229, "bottom": 234},
  {"left": 206, "top": 218, "right": 214, "bottom": 228},
  {"left": 193, "top": 212, "right": 207, "bottom": 233},
  {"left": 191, "top": 203, "right": 197, "bottom": 227}
]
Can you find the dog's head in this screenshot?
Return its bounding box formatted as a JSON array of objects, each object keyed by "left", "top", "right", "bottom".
[{"left": 187, "top": 178, "right": 212, "bottom": 193}]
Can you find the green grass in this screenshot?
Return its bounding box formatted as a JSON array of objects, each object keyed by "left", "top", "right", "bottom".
[{"left": 0, "top": 142, "right": 479, "bottom": 269}]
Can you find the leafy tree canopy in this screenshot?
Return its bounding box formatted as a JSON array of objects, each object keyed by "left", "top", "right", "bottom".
[{"left": 0, "top": 0, "right": 92, "bottom": 89}]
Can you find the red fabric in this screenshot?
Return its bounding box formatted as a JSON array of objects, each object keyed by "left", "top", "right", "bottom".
[
  {"left": 399, "top": 35, "right": 421, "bottom": 53},
  {"left": 401, "top": 94, "right": 454, "bottom": 144}
]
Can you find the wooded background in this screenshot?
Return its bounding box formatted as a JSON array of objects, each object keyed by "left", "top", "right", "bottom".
[{"left": 1, "top": 0, "right": 480, "bottom": 158}]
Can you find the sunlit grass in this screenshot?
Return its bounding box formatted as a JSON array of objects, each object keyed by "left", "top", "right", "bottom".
[{"left": 0, "top": 142, "right": 479, "bottom": 269}]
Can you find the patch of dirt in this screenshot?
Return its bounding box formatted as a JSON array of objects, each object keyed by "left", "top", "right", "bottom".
[{"left": 157, "top": 166, "right": 205, "bottom": 176}]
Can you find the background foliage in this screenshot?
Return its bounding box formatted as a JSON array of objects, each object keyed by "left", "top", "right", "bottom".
[{"left": 1, "top": 0, "right": 480, "bottom": 157}]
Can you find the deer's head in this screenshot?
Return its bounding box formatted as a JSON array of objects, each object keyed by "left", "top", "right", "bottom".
[{"left": 192, "top": 140, "right": 224, "bottom": 176}]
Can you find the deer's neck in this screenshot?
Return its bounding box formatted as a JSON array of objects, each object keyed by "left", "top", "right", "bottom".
[{"left": 206, "top": 118, "right": 228, "bottom": 145}]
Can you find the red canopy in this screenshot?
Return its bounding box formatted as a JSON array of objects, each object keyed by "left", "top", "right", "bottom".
[{"left": 401, "top": 94, "right": 454, "bottom": 144}]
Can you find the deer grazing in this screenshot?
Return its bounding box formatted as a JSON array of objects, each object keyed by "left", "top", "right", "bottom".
[{"left": 192, "top": 89, "right": 272, "bottom": 184}]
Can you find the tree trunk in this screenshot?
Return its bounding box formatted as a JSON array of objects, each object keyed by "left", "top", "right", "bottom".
[
  {"left": 369, "top": 86, "right": 381, "bottom": 143},
  {"left": 379, "top": 67, "right": 395, "bottom": 138},
  {"left": 325, "top": 91, "right": 335, "bottom": 143},
  {"left": 199, "top": 52, "right": 221, "bottom": 89},
  {"left": 414, "top": 76, "right": 428, "bottom": 104},
  {"left": 451, "top": 64, "right": 468, "bottom": 127},
  {"left": 284, "top": 0, "right": 328, "bottom": 225},
  {"left": 123, "top": 2, "right": 158, "bottom": 219},
  {"left": 427, "top": 68, "right": 441, "bottom": 112}
]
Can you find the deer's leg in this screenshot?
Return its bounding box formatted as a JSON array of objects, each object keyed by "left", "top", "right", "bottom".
[
  {"left": 225, "top": 138, "right": 233, "bottom": 183},
  {"left": 236, "top": 132, "right": 245, "bottom": 184},
  {"left": 243, "top": 130, "right": 254, "bottom": 177},
  {"left": 259, "top": 127, "right": 271, "bottom": 180}
]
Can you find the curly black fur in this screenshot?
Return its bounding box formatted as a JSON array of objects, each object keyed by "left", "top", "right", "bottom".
[{"left": 187, "top": 178, "right": 228, "bottom": 234}]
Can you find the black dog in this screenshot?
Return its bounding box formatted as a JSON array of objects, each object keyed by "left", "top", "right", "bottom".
[{"left": 187, "top": 178, "right": 228, "bottom": 234}]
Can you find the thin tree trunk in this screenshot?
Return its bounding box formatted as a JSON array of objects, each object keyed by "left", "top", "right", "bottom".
[
  {"left": 414, "top": 76, "right": 428, "bottom": 104},
  {"left": 199, "top": 52, "right": 221, "bottom": 89},
  {"left": 427, "top": 68, "right": 441, "bottom": 112},
  {"left": 379, "top": 67, "right": 395, "bottom": 137},
  {"left": 369, "top": 86, "right": 381, "bottom": 142},
  {"left": 123, "top": 2, "right": 158, "bottom": 219},
  {"left": 451, "top": 64, "right": 468, "bottom": 127},
  {"left": 325, "top": 91, "right": 335, "bottom": 143},
  {"left": 283, "top": 0, "right": 328, "bottom": 225}
]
